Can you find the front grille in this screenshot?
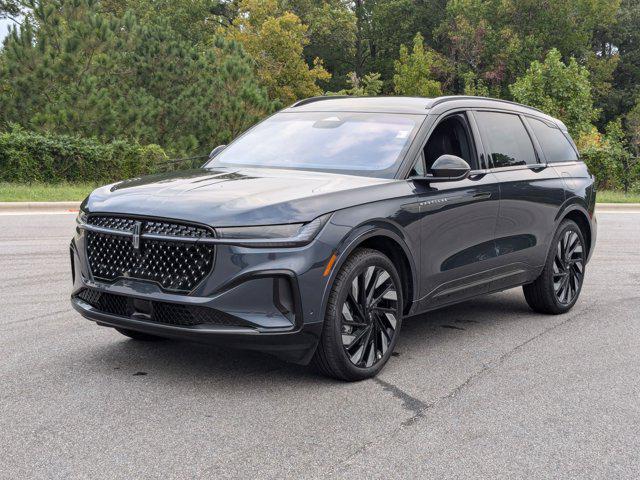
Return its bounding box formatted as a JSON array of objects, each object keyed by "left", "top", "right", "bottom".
[
  {"left": 75, "top": 289, "right": 247, "bottom": 327},
  {"left": 85, "top": 215, "right": 215, "bottom": 293},
  {"left": 87, "top": 216, "right": 139, "bottom": 233},
  {"left": 87, "top": 216, "right": 214, "bottom": 238}
]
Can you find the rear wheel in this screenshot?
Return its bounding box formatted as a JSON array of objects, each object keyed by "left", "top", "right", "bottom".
[
  {"left": 115, "top": 328, "right": 163, "bottom": 341},
  {"left": 312, "top": 248, "right": 403, "bottom": 381},
  {"left": 523, "top": 220, "right": 586, "bottom": 314}
]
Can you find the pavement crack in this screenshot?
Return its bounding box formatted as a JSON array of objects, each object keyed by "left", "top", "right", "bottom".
[
  {"left": 435, "top": 300, "right": 598, "bottom": 406},
  {"left": 328, "top": 300, "right": 599, "bottom": 475},
  {"left": 374, "top": 378, "right": 430, "bottom": 424},
  {"left": 480, "top": 300, "right": 597, "bottom": 376}
]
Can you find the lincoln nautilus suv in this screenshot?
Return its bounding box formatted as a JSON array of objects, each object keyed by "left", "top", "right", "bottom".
[{"left": 70, "top": 95, "right": 596, "bottom": 381}]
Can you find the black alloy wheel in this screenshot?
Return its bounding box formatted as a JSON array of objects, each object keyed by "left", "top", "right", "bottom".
[
  {"left": 524, "top": 220, "right": 586, "bottom": 314},
  {"left": 312, "top": 248, "right": 403, "bottom": 381},
  {"left": 552, "top": 229, "right": 585, "bottom": 305},
  {"left": 340, "top": 264, "right": 399, "bottom": 368}
]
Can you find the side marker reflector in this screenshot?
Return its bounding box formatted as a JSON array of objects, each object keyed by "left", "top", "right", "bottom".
[{"left": 323, "top": 253, "right": 337, "bottom": 277}]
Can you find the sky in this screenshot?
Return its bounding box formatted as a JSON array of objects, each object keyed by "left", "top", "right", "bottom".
[{"left": 0, "top": 17, "right": 18, "bottom": 43}]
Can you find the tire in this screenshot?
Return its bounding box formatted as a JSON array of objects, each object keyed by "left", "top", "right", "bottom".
[
  {"left": 523, "top": 219, "right": 586, "bottom": 314},
  {"left": 312, "top": 248, "right": 403, "bottom": 381},
  {"left": 115, "top": 327, "right": 163, "bottom": 341}
]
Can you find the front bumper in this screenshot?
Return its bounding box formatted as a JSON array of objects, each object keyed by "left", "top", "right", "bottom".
[
  {"left": 70, "top": 219, "right": 337, "bottom": 364},
  {"left": 71, "top": 295, "right": 322, "bottom": 364}
]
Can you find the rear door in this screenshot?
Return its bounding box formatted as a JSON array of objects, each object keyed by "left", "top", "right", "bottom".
[
  {"left": 473, "top": 110, "right": 565, "bottom": 290},
  {"left": 525, "top": 116, "right": 593, "bottom": 205}
]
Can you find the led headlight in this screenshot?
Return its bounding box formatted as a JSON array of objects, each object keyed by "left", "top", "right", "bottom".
[
  {"left": 215, "top": 213, "right": 332, "bottom": 247},
  {"left": 76, "top": 209, "right": 88, "bottom": 225}
]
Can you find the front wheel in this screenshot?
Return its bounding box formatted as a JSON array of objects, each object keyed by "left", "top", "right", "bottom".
[
  {"left": 523, "top": 220, "right": 586, "bottom": 314},
  {"left": 312, "top": 248, "right": 403, "bottom": 381}
]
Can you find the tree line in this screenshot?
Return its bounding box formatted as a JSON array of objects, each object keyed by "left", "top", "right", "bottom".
[{"left": 1, "top": 0, "right": 639, "bottom": 190}]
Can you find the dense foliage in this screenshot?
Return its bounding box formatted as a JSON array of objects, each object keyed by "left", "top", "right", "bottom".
[
  {"left": 510, "top": 49, "right": 597, "bottom": 139},
  {"left": 0, "top": 0, "right": 274, "bottom": 157},
  {"left": 0, "top": 127, "right": 167, "bottom": 183},
  {"left": 0, "top": 0, "right": 639, "bottom": 189}
]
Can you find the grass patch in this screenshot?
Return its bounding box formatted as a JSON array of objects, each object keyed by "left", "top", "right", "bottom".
[
  {"left": 596, "top": 190, "right": 640, "bottom": 203},
  {"left": 0, "top": 182, "right": 97, "bottom": 202}
]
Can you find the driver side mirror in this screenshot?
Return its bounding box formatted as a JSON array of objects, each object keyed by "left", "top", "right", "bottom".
[
  {"left": 208, "top": 144, "right": 226, "bottom": 160},
  {"left": 420, "top": 155, "right": 471, "bottom": 183}
]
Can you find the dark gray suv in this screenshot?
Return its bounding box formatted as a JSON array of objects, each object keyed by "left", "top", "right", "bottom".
[{"left": 70, "top": 96, "right": 596, "bottom": 380}]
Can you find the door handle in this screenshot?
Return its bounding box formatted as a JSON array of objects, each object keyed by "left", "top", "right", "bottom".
[{"left": 473, "top": 192, "right": 492, "bottom": 200}]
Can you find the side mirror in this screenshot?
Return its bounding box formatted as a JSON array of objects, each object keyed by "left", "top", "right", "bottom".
[
  {"left": 423, "top": 155, "right": 471, "bottom": 183},
  {"left": 208, "top": 145, "right": 226, "bottom": 160}
]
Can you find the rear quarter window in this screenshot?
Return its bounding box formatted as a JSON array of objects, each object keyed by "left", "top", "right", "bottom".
[{"left": 528, "top": 117, "right": 579, "bottom": 163}]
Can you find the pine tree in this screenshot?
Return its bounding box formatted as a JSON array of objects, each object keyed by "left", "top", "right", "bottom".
[{"left": 0, "top": 0, "right": 274, "bottom": 155}]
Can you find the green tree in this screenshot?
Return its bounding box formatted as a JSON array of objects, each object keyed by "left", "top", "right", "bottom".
[
  {"left": 510, "top": 49, "right": 597, "bottom": 138},
  {"left": 0, "top": 0, "right": 274, "bottom": 155},
  {"left": 222, "top": 0, "right": 331, "bottom": 105},
  {"left": 626, "top": 96, "right": 640, "bottom": 157},
  {"left": 393, "top": 33, "right": 446, "bottom": 97},
  {"left": 462, "top": 72, "right": 489, "bottom": 97},
  {"left": 504, "top": 0, "right": 619, "bottom": 58},
  {"left": 604, "top": 119, "right": 635, "bottom": 193},
  {"left": 280, "top": 0, "right": 356, "bottom": 92},
  {"left": 436, "top": 0, "right": 528, "bottom": 95},
  {"left": 99, "top": 0, "right": 223, "bottom": 45},
  {"left": 578, "top": 120, "right": 635, "bottom": 191},
  {"left": 360, "top": 0, "right": 448, "bottom": 87},
  {"left": 328, "top": 71, "right": 382, "bottom": 96},
  {"left": 437, "top": 0, "right": 619, "bottom": 96},
  {"left": 595, "top": 0, "right": 640, "bottom": 131},
  {"left": 0, "top": 0, "right": 21, "bottom": 21}
]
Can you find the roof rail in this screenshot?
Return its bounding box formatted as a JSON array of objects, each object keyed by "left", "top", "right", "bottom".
[
  {"left": 430, "top": 95, "right": 545, "bottom": 114},
  {"left": 290, "top": 96, "right": 348, "bottom": 108}
]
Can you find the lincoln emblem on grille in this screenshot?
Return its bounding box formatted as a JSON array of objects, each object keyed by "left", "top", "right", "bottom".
[{"left": 132, "top": 221, "right": 143, "bottom": 251}]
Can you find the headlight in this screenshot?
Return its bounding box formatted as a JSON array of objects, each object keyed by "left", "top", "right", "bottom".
[
  {"left": 216, "top": 213, "right": 331, "bottom": 247},
  {"left": 76, "top": 209, "right": 88, "bottom": 225}
]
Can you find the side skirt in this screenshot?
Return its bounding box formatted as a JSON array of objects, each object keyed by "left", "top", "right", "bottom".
[{"left": 409, "top": 263, "right": 543, "bottom": 316}]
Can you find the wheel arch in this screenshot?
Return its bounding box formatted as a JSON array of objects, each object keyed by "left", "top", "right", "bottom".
[
  {"left": 357, "top": 235, "right": 415, "bottom": 316},
  {"left": 557, "top": 206, "right": 593, "bottom": 261},
  {"left": 320, "top": 226, "right": 418, "bottom": 320}
]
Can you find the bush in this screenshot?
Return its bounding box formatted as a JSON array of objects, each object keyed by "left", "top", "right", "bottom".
[
  {"left": 0, "top": 128, "right": 168, "bottom": 183},
  {"left": 577, "top": 121, "right": 639, "bottom": 192}
]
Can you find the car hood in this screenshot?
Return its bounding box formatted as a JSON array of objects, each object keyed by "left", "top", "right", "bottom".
[{"left": 83, "top": 167, "right": 407, "bottom": 226}]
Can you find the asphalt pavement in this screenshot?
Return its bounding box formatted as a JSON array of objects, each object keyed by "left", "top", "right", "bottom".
[{"left": 1, "top": 211, "right": 639, "bottom": 479}]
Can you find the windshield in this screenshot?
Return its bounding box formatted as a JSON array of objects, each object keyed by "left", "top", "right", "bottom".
[{"left": 208, "top": 111, "right": 424, "bottom": 178}]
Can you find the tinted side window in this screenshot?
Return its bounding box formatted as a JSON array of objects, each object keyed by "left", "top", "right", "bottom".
[
  {"left": 529, "top": 117, "right": 579, "bottom": 163},
  {"left": 409, "top": 152, "right": 426, "bottom": 177},
  {"left": 476, "top": 111, "right": 537, "bottom": 168}
]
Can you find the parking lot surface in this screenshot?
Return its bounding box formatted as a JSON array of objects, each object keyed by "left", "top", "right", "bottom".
[{"left": 1, "top": 211, "right": 639, "bottom": 479}]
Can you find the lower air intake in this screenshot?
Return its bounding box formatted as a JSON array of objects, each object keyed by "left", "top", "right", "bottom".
[{"left": 75, "top": 289, "right": 248, "bottom": 328}]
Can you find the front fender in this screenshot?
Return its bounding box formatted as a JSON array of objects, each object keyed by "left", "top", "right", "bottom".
[{"left": 318, "top": 219, "right": 419, "bottom": 325}]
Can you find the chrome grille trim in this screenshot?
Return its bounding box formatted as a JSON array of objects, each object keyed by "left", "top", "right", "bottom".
[{"left": 79, "top": 223, "right": 215, "bottom": 243}]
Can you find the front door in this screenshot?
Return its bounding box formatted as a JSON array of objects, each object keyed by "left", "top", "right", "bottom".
[{"left": 412, "top": 112, "right": 500, "bottom": 310}]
